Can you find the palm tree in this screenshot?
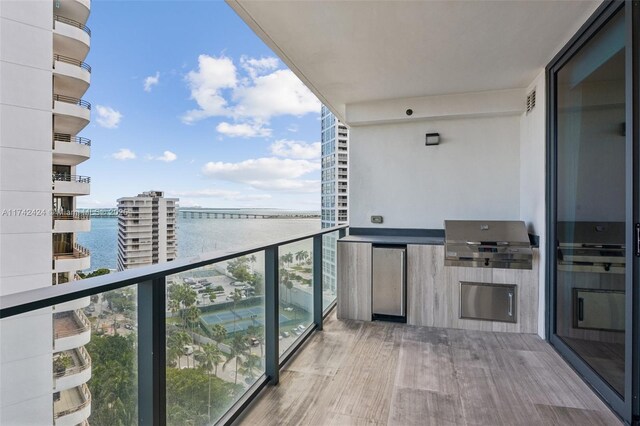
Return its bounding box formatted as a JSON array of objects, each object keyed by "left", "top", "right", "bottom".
[
  {"left": 195, "top": 343, "right": 224, "bottom": 422},
  {"left": 229, "top": 289, "right": 243, "bottom": 333},
  {"left": 238, "top": 352, "right": 261, "bottom": 381},
  {"left": 167, "top": 330, "right": 190, "bottom": 368},
  {"left": 285, "top": 280, "right": 293, "bottom": 304},
  {"left": 210, "top": 324, "right": 227, "bottom": 349},
  {"left": 223, "top": 333, "right": 247, "bottom": 384}
]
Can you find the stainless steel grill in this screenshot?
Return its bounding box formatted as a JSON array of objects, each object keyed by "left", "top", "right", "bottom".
[
  {"left": 557, "top": 222, "right": 625, "bottom": 274},
  {"left": 444, "top": 220, "right": 533, "bottom": 270}
]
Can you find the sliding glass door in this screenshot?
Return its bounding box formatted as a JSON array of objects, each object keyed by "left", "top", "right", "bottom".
[{"left": 548, "top": 1, "right": 637, "bottom": 422}]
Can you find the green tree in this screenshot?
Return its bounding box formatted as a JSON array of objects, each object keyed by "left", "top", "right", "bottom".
[
  {"left": 210, "top": 324, "right": 227, "bottom": 348},
  {"left": 86, "top": 334, "right": 136, "bottom": 425},
  {"left": 238, "top": 352, "right": 261, "bottom": 381},
  {"left": 168, "top": 330, "right": 191, "bottom": 368},
  {"left": 166, "top": 367, "right": 241, "bottom": 426},
  {"left": 223, "top": 333, "right": 247, "bottom": 384},
  {"left": 195, "top": 343, "right": 225, "bottom": 422}
]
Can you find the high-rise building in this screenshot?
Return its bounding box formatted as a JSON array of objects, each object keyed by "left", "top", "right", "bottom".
[
  {"left": 0, "top": 0, "right": 93, "bottom": 423},
  {"left": 117, "top": 191, "right": 178, "bottom": 271},
  {"left": 320, "top": 105, "right": 348, "bottom": 294}
]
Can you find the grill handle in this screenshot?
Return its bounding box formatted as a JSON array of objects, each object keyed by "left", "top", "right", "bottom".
[
  {"left": 578, "top": 297, "right": 584, "bottom": 322},
  {"left": 466, "top": 241, "right": 510, "bottom": 246}
]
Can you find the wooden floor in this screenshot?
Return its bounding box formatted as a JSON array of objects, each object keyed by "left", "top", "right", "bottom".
[{"left": 236, "top": 313, "right": 621, "bottom": 426}]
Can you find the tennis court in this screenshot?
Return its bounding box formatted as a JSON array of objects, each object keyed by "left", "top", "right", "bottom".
[
  {"left": 201, "top": 310, "right": 237, "bottom": 324},
  {"left": 200, "top": 304, "right": 295, "bottom": 333}
]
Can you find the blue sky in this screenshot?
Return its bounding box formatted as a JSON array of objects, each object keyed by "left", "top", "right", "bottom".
[{"left": 77, "top": 1, "right": 322, "bottom": 210}]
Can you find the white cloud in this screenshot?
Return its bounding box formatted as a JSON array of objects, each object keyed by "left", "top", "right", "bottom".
[
  {"left": 181, "top": 54, "right": 319, "bottom": 134},
  {"left": 270, "top": 139, "right": 320, "bottom": 160},
  {"left": 201, "top": 157, "right": 320, "bottom": 193},
  {"left": 232, "top": 69, "right": 319, "bottom": 120},
  {"left": 240, "top": 56, "right": 279, "bottom": 78},
  {"left": 148, "top": 151, "right": 177, "bottom": 162},
  {"left": 112, "top": 148, "right": 136, "bottom": 160},
  {"left": 144, "top": 72, "right": 160, "bottom": 92},
  {"left": 96, "top": 105, "right": 122, "bottom": 129},
  {"left": 216, "top": 122, "right": 271, "bottom": 138},
  {"left": 181, "top": 55, "right": 237, "bottom": 124}
]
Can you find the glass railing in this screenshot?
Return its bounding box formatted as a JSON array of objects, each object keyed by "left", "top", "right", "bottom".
[{"left": 0, "top": 225, "right": 346, "bottom": 426}]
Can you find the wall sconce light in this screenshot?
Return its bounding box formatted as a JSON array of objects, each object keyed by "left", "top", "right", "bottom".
[{"left": 425, "top": 133, "right": 440, "bottom": 146}]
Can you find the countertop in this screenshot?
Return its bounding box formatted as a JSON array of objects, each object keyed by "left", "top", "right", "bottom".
[{"left": 339, "top": 235, "right": 444, "bottom": 245}]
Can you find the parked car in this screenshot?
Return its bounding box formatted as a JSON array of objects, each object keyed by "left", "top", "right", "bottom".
[
  {"left": 124, "top": 323, "right": 134, "bottom": 330},
  {"left": 250, "top": 337, "right": 260, "bottom": 346},
  {"left": 183, "top": 345, "right": 193, "bottom": 355},
  {"left": 284, "top": 307, "right": 294, "bottom": 312},
  {"left": 281, "top": 331, "right": 290, "bottom": 338}
]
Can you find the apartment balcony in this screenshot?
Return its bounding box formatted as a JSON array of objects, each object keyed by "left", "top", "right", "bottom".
[
  {"left": 53, "top": 133, "right": 91, "bottom": 166},
  {"left": 53, "top": 211, "right": 91, "bottom": 233},
  {"left": 53, "top": 15, "right": 90, "bottom": 61},
  {"left": 53, "top": 383, "right": 91, "bottom": 426},
  {"left": 53, "top": 94, "right": 91, "bottom": 135},
  {"left": 53, "top": 242, "right": 91, "bottom": 272},
  {"left": 55, "top": 0, "right": 91, "bottom": 26},
  {"left": 0, "top": 225, "right": 625, "bottom": 424},
  {"left": 53, "top": 55, "right": 91, "bottom": 99},
  {"left": 53, "top": 347, "right": 92, "bottom": 392},
  {"left": 53, "top": 309, "right": 91, "bottom": 352},
  {"left": 53, "top": 173, "right": 90, "bottom": 196}
]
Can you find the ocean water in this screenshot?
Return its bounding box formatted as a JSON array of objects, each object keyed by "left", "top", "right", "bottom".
[{"left": 77, "top": 216, "right": 320, "bottom": 271}]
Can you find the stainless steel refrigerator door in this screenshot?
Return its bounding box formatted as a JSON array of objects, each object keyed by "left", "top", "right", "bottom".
[{"left": 372, "top": 247, "right": 405, "bottom": 316}]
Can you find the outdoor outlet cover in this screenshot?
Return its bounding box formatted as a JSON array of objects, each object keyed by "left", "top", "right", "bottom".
[{"left": 371, "top": 216, "right": 383, "bottom": 224}]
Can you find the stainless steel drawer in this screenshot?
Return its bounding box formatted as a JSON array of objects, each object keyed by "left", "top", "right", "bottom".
[{"left": 460, "top": 282, "right": 517, "bottom": 323}]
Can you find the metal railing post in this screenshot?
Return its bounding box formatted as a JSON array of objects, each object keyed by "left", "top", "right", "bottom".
[
  {"left": 264, "top": 246, "right": 279, "bottom": 384},
  {"left": 138, "top": 278, "right": 166, "bottom": 426},
  {"left": 313, "top": 235, "right": 323, "bottom": 330}
]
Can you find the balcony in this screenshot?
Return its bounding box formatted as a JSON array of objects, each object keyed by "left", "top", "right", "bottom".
[
  {"left": 53, "top": 309, "right": 91, "bottom": 352},
  {"left": 53, "top": 383, "right": 91, "bottom": 426},
  {"left": 53, "top": 94, "right": 91, "bottom": 135},
  {"left": 53, "top": 211, "right": 91, "bottom": 233},
  {"left": 53, "top": 133, "right": 91, "bottom": 166},
  {"left": 0, "top": 224, "right": 625, "bottom": 424},
  {"left": 53, "top": 347, "right": 92, "bottom": 392},
  {"left": 53, "top": 242, "right": 91, "bottom": 272},
  {"left": 53, "top": 55, "right": 91, "bottom": 99},
  {"left": 53, "top": 15, "right": 90, "bottom": 61},
  {"left": 53, "top": 173, "right": 90, "bottom": 196},
  {"left": 54, "top": 0, "right": 91, "bottom": 26}
]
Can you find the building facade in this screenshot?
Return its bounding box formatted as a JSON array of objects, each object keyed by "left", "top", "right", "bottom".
[
  {"left": 117, "top": 191, "right": 178, "bottom": 271},
  {"left": 0, "top": 0, "right": 93, "bottom": 423},
  {"left": 320, "top": 105, "right": 348, "bottom": 294}
]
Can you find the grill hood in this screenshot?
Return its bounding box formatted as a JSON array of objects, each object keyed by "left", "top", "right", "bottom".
[{"left": 444, "top": 220, "right": 533, "bottom": 270}]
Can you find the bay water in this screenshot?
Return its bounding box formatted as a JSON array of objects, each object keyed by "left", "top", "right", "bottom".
[{"left": 78, "top": 216, "right": 320, "bottom": 271}]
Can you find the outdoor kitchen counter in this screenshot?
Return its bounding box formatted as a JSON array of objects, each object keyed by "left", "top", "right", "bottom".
[{"left": 337, "top": 233, "right": 540, "bottom": 334}]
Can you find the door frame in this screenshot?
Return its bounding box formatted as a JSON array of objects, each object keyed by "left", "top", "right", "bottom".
[{"left": 545, "top": 1, "right": 637, "bottom": 423}]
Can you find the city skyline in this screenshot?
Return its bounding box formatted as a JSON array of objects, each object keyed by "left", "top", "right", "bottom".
[{"left": 78, "top": 1, "right": 322, "bottom": 210}]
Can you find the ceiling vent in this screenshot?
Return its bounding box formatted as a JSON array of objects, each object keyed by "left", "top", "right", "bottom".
[{"left": 526, "top": 89, "right": 536, "bottom": 114}]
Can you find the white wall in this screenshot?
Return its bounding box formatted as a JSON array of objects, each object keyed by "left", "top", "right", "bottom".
[
  {"left": 519, "top": 71, "right": 547, "bottom": 338},
  {"left": 0, "top": 1, "right": 55, "bottom": 423},
  {"left": 348, "top": 90, "right": 523, "bottom": 229}
]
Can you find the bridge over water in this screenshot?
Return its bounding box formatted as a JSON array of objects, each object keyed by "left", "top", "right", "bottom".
[{"left": 179, "top": 209, "right": 320, "bottom": 220}]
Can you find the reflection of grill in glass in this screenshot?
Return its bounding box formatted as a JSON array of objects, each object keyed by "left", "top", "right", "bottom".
[
  {"left": 557, "top": 222, "right": 625, "bottom": 274},
  {"left": 444, "top": 220, "right": 532, "bottom": 270}
]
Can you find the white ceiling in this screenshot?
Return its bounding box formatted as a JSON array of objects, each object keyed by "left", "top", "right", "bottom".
[{"left": 228, "top": 0, "right": 600, "bottom": 120}]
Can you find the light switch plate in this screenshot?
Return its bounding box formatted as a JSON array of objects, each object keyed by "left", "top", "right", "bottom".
[{"left": 371, "top": 215, "right": 383, "bottom": 224}]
